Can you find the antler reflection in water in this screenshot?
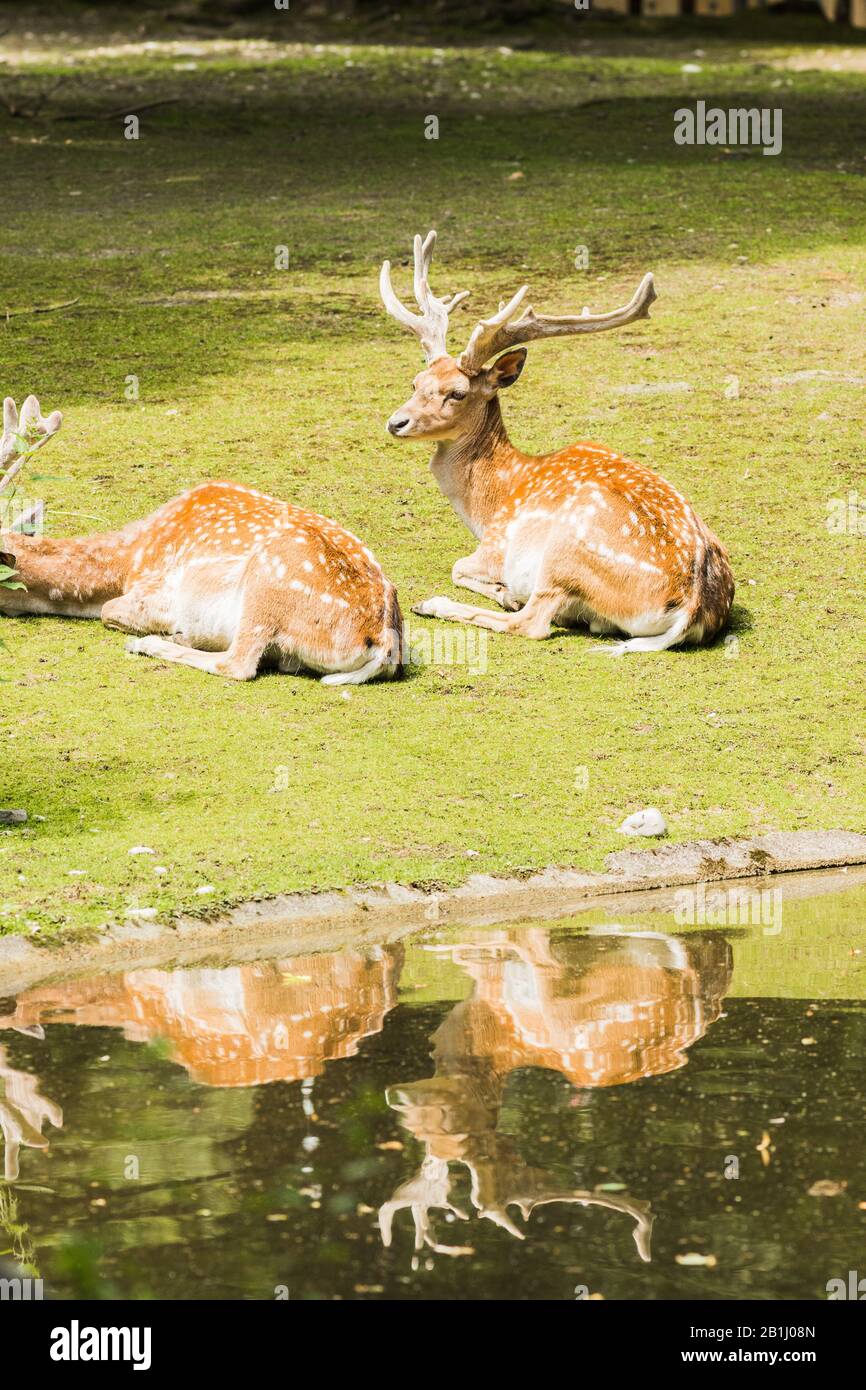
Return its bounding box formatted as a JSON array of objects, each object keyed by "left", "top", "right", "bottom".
[
  {"left": 379, "top": 1155, "right": 472, "bottom": 1258},
  {"left": 0, "top": 1044, "right": 63, "bottom": 1182}
]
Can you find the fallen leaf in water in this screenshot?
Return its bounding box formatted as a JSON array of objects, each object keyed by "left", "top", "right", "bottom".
[
  {"left": 676, "top": 1253, "right": 718, "bottom": 1268},
  {"left": 808, "top": 1180, "right": 846, "bottom": 1198},
  {"left": 757, "top": 1131, "right": 773, "bottom": 1166}
]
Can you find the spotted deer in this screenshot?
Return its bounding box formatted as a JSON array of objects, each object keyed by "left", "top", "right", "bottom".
[
  {"left": 0, "top": 396, "right": 402, "bottom": 686},
  {"left": 381, "top": 232, "right": 734, "bottom": 653}
]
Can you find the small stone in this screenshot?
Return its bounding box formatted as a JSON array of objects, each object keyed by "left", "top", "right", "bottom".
[{"left": 617, "top": 807, "right": 667, "bottom": 838}]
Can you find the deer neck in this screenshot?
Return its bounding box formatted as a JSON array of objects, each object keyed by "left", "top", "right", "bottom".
[{"left": 430, "top": 398, "right": 520, "bottom": 538}]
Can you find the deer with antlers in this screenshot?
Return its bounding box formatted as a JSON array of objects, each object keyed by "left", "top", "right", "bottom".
[
  {"left": 0, "top": 396, "right": 403, "bottom": 685},
  {"left": 381, "top": 232, "right": 734, "bottom": 653}
]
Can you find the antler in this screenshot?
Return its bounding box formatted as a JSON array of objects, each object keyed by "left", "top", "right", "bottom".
[
  {"left": 0, "top": 1045, "right": 63, "bottom": 1183},
  {"left": 466, "top": 1141, "right": 655, "bottom": 1262},
  {"left": 0, "top": 395, "right": 63, "bottom": 493},
  {"left": 458, "top": 272, "right": 657, "bottom": 374},
  {"left": 378, "top": 1155, "right": 472, "bottom": 1257},
  {"left": 379, "top": 230, "right": 470, "bottom": 364}
]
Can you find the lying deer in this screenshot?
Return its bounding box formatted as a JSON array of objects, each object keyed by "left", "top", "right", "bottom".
[
  {"left": 381, "top": 232, "right": 734, "bottom": 653},
  {"left": 0, "top": 396, "right": 402, "bottom": 685}
]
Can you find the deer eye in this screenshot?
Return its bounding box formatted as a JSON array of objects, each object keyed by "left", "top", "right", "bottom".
[{"left": 445, "top": 390, "right": 466, "bottom": 403}]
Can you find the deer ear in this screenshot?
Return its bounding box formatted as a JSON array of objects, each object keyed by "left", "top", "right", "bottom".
[
  {"left": 486, "top": 348, "right": 527, "bottom": 391},
  {"left": 3, "top": 398, "right": 18, "bottom": 433}
]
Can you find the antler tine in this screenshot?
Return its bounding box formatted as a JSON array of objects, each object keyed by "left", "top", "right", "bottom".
[
  {"left": 412, "top": 229, "right": 436, "bottom": 309},
  {"left": 459, "top": 272, "right": 657, "bottom": 374},
  {"left": 380, "top": 230, "right": 470, "bottom": 364}
]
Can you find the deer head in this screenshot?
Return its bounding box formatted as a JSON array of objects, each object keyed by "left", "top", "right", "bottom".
[{"left": 380, "top": 230, "right": 656, "bottom": 442}]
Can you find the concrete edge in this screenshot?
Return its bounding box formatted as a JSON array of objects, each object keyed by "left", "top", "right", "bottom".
[{"left": 2, "top": 828, "right": 866, "bottom": 996}]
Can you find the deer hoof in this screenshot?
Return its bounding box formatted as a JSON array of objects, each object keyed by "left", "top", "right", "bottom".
[
  {"left": 125, "top": 636, "right": 158, "bottom": 656},
  {"left": 412, "top": 597, "right": 446, "bottom": 618}
]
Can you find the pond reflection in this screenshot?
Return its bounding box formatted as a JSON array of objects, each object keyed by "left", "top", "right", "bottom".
[
  {"left": 0, "top": 905, "right": 864, "bottom": 1300},
  {"left": 381, "top": 929, "right": 730, "bottom": 1263},
  {"left": 1, "top": 946, "right": 403, "bottom": 1088}
]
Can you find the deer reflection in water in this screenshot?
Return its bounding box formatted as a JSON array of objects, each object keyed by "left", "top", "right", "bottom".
[
  {"left": 0, "top": 946, "right": 403, "bottom": 1178},
  {"left": 380, "top": 928, "right": 732, "bottom": 1263},
  {"left": 0, "top": 925, "right": 730, "bottom": 1268},
  {"left": 0, "top": 1042, "right": 63, "bottom": 1181}
]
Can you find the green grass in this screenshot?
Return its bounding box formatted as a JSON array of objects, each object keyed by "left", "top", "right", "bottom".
[{"left": 1, "top": 5, "right": 865, "bottom": 937}]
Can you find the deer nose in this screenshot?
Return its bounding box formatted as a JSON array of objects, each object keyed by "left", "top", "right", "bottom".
[{"left": 387, "top": 415, "right": 410, "bottom": 436}]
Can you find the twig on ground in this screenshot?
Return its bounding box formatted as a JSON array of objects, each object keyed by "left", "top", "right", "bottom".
[
  {"left": 3, "top": 298, "right": 80, "bottom": 321},
  {"left": 54, "top": 98, "right": 181, "bottom": 123},
  {"left": 0, "top": 75, "right": 67, "bottom": 120}
]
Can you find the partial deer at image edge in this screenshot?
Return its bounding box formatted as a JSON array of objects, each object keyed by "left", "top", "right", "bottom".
[{"left": 0, "top": 397, "right": 403, "bottom": 687}]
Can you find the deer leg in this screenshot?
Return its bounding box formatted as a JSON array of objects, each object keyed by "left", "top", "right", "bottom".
[
  {"left": 451, "top": 549, "right": 519, "bottom": 611},
  {"left": 412, "top": 596, "right": 514, "bottom": 631},
  {"left": 101, "top": 580, "right": 175, "bottom": 638},
  {"left": 451, "top": 574, "right": 520, "bottom": 610},
  {"left": 413, "top": 588, "right": 565, "bottom": 639},
  {"left": 125, "top": 620, "right": 269, "bottom": 682}
]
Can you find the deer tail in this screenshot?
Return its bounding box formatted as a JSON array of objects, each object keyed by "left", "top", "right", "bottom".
[{"left": 320, "top": 583, "right": 404, "bottom": 687}]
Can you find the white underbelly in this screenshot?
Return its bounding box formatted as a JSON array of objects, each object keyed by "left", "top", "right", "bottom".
[
  {"left": 502, "top": 545, "right": 544, "bottom": 604},
  {"left": 613, "top": 608, "right": 670, "bottom": 637},
  {"left": 169, "top": 562, "right": 246, "bottom": 649}
]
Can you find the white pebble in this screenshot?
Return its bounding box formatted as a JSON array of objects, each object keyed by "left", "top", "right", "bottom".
[
  {"left": 617, "top": 807, "right": 668, "bottom": 838},
  {"left": 129, "top": 846, "right": 155, "bottom": 856}
]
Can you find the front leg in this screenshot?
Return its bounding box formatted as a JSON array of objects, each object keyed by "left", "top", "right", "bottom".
[
  {"left": 451, "top": 543, "right": 520, "bottom": 612},
  {"left": 101, "top": 578, "right": 174, "bottom": 636}
]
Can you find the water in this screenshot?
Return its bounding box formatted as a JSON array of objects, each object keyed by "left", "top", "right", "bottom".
[{"left": 1, "top": 877, "right": 865, "bottom": 1301}]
